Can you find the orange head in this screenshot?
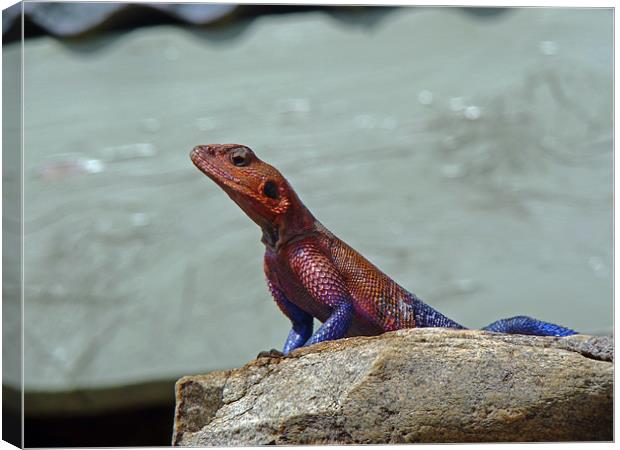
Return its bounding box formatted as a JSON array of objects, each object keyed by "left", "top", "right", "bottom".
[{"left": 191, "top": 144, "right": 315, "bottom": 247}]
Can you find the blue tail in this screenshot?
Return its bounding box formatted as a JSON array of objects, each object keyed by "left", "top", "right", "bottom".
[
  {"left": 481, "top": 315, "right": 577, "bottom": 337},
  {"left": 406, "top": 293, "right": 576, "bottom": 337}
]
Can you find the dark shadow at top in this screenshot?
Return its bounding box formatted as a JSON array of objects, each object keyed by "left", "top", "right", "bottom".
[{"left": 6, "top": 3, "right": 510, "bottom": 55}]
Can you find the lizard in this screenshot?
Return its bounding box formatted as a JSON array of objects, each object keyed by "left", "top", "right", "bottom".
[{"left": 190, "top": 143, "right": 577, "bottom": 356}]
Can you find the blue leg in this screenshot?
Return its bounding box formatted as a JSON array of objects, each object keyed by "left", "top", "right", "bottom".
[
  {"left": 305, "top": 303, "right": 353, "bottom": 347},
  {"left": 482, "top": 315, "right": 577, "bottom": 337},
  {"left": 282, "top": 308, "right": 313, "bottom": 355},
  {"left": 266, "top": 277, "right": 314, "bottom": 355}
]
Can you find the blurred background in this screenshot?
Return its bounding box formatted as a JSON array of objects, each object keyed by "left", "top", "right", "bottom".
[{"left": 2, "top": 3, "right": 613, "bottom": 447}]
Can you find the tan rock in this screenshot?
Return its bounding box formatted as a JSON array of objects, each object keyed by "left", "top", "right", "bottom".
[{"left": 173, "top": 329, "right": 612, "bottom": 445}]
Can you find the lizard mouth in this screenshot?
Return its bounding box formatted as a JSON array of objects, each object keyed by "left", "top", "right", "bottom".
[
  {"left": 191, "top": 149, "right": 238, "bottom": 183},
  {"left": 190, "top": 148, "right": 256, "bottom": 198}
]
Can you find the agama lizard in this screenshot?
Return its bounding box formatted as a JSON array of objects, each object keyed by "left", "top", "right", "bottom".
[{"left": 191, "top": 144, "right": 577, "bottom": 355}]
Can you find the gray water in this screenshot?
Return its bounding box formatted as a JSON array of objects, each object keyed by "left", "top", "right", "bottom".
[{"left": 4, "top": 7, "right": 612, "bottom": 412}]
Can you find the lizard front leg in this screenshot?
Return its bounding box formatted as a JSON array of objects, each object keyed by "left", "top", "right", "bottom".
[
  {"left": 267, "top": 278, "right": 314, "bottom": 355},
  {"left": 288, "top": 240, "right": 354, "bottom": 347},
  {"left": 304, "top": 303, "right": 353, "bottom": 346},
  {"left": 265, "top": 254, "right": 314, "bottom": 355}
]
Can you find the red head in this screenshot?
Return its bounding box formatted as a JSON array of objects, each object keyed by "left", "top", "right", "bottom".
[{"left": 191, "top": 144, "right": 315, "bottom": 248}]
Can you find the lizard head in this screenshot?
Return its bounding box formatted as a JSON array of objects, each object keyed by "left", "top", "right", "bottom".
[{"left": 191, "top": 144, "right": 296, "bottom": 234}]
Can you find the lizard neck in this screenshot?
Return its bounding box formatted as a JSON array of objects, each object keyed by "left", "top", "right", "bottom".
[{"left": 261, "top": 192, "right": 318, "bottom": 252}]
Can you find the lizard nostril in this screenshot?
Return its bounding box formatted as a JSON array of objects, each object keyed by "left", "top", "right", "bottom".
[{"left": 191, "top": 145, "right": 215, "bottom": 158}]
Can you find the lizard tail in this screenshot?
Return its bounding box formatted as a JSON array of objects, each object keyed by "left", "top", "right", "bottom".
[{"left": 481, "top": 315, "right": 577, "bottom": 336}]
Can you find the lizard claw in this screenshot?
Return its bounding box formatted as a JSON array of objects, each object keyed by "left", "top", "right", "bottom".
[{"left": 256, "top": 348, "right": 285, "bottom": 359}]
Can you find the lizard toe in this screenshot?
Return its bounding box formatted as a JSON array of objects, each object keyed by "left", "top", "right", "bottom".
[{"left": 256, "top": 348, "right": 285, "bottom": 359}]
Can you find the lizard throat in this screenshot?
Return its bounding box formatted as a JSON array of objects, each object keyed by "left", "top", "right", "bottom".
[{"left": 261, "top": 225, "right": 280, "bottom": 249}]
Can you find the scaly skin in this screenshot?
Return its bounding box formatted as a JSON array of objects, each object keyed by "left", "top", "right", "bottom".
[{"left": 191, "top": 144, "right": 577, "bottom": 355}]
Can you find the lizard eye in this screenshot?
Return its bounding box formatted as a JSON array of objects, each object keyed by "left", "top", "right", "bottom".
[
  {"left": 263, "top": 181, "right": 279, "bottom": 200},
  {"left": 230, "top": 147, "right": 251, "bottom": 167}
]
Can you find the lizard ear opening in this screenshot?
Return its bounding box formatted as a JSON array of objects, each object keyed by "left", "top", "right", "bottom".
[{"left": 263, "top": 180, "right": 279, "bottom": 200}]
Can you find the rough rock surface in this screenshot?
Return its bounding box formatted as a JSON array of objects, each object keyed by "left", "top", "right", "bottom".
[{"left": 173, "top": 329, "right": 612, "bottom": 445}]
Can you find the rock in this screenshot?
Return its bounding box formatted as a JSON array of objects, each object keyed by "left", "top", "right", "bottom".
[{"left": 172, "top": 329, "right": 612, "bottom": 445}]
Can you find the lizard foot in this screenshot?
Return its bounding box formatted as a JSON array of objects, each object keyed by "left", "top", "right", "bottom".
[{"left": 256, "top": 348, "right": 285, "bottom": 359}]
